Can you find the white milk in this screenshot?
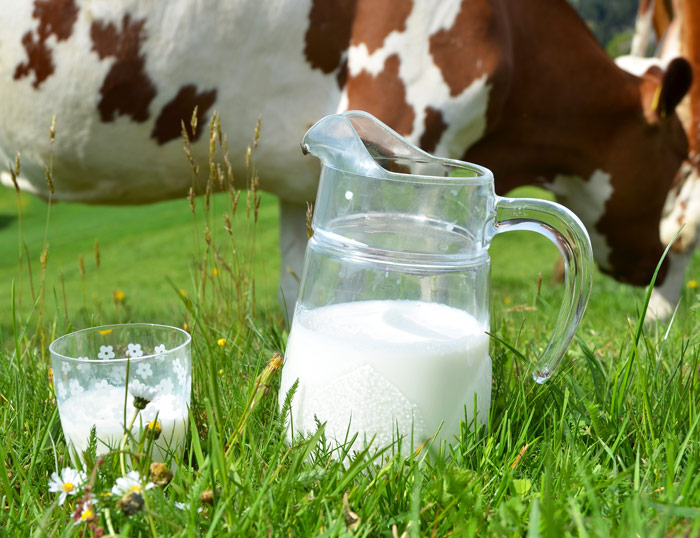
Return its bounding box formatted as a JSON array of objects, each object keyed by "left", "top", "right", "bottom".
[
  {"left": 58, "top": 386, "right": 188, "bottom": 463},
  {"left": 280, "top": 300, "right": 491, "bottom": 452}
]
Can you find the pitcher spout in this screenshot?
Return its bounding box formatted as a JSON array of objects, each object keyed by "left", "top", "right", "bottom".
[{"left": 302, "top": 111, "right": 436, "bottom": 178}]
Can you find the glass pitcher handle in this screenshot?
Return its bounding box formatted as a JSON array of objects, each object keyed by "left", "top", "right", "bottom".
[{"left": 493, "top": 196, "right": 593, "bottom": 383}]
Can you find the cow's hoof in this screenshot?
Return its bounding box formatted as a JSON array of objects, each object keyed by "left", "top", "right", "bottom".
[{"left": 645, "top": 290, "right": 675, "bottom": 323}]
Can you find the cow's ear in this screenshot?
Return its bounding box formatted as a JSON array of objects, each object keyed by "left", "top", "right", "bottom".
[{"left": 653, "top": 57, "right": 692, "bottom": 120}]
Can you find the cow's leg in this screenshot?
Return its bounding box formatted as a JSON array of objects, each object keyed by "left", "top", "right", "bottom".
[
  {"left": 278, "top": 199, "right": 308, "bottom": 324},
  {"left": 631, "top": 0, "right": 656, "bottom": 56},
  {"left": 646, "top": 250, "right": 694, "bottom": 321}
]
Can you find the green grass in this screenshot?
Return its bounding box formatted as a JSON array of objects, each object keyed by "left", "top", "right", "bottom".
[
  {"left": 2, "top": 155, "right": 700, "bottom": 536},
  {"left": 0, "top": 187, "right": 281, "bottom": 337}
]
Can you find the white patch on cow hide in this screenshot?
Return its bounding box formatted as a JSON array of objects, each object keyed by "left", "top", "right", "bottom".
[
  {"left": 345, "top": 0, "right": 489, "bottom": 156},
  {"left": 614, "top": 55, "right": 666, "bottom": 78},
  {"left": 660, "top": 166, "right": 700, "bottom": 252},
  {"left": 426, "top": 1, "right": 463, "bottom": 34},
  {"left": 433, "top": 75, "right": 490, "bottom": 157},
  {"left": 0, "top": 0, "right": 342, "bottom": 204},
  {"left": 546, "top": 169, "right": 614, "bottom": 271}
]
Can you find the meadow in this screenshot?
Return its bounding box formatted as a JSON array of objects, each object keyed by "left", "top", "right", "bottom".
[{"left": 1, "top": 131, "right": 699, "bottom": 536}]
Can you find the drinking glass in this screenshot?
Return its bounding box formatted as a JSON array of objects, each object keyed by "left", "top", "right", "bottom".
[{"left": 49, "top": 324, "right": 191, "bottom": 463}]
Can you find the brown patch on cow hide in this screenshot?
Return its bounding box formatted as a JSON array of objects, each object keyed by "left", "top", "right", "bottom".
[
  {"left": 304, "top": 0, "right": 357, "bottom": 75},
  {"left": 351, "top": 0, "right": 413, "bottom": 54},
  {"left": 346, "top": 54, "right": 414, "bottom": 135},
  {"left": 429, "top": 0, "right": 509, "bottom": 98},
  {"left": 336, "top": 58, "right": 349, "bottom": 89},
  {"left": 14, "top": 0, "right": 79, "bottom": 88},
  {"left": 151, "top": 85, "right": 217, "bottom": 145},
  {"left": 90, "top": 14, "right": 156, "bottom": 123},
  {"left": 419, "top": 107, "right": 448, "bottom": 153}
]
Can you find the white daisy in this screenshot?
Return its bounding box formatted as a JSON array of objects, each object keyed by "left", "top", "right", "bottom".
[
  {"left": 75, "top": 499, "right": 98, "bottom": 524},
  {"left": 126, "top": 343, "right": 143, "bottom": 358},
  {"left": 135, "top": 362, "right": 153, "bottom": 379},
  {"left": 111, "top": 471, "right": 155, "bottom": 497},
  {"left": 174, "top": 501, "right": 203, "bottom": 513},
  {"left": 98, "top": 346, "right": 115, "bottom": 360},
  {"left": 48, "top": 467, "right": 86, "bottom": 505},
  {"left": 129, "top": 379, "right": 158, "bottom": 409}
]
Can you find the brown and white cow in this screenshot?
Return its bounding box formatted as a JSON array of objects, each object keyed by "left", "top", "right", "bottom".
[
  {"left": 619, "top": 0, "right": 700, "bottom": 319},
  {"left": 0, "top": 0, "right": 692, "bottom": 321}
]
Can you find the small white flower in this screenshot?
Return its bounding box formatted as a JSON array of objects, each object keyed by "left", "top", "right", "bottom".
[
  {"left": 155, "top": 344, "right": 166, "bottom": 354},
  {"left": 108, "top": 365, "right": 126, "bottom": 384},
  {"left": 136, "top": 362, "right": 153, "bottom": 379},
  {"left": 126, "top": 343, "right": 143, "bottom": 358},
  {"left": 129, "top": 379, "right": 158, "bottom": 409},
  {"left": 98, "top": 345, "right": 115, "bottom": 360},
  {"left": 174, "top": 501, "right": 203, "bottom": 513},
  {"left": 55, "top": 381, "right": 67, "bottom": 400},
  {"left": 48, "top": 467, "right": 86, "bottom": 505},
  {"left": 94, "top": 379, "right": 110, "bottom": 391},
  {"left": 69, "top": 379, "right": 84, "bottom": 396},
  {"left": 77, "top": 359, "right": 91, "bottom": 374},
  {"left": 61, "top": 362, "right": 72, "bottom": 374},
  {"left": 111, "top": 471, "right": 155, "bottom": 497},
  {"left": 173, "top": 358, "right": 187, "bottom": 386},
  {"left": 155, "top": 378, "right": 175, "bottom": 396},
  {"left": 75, "top": 499, "right": 98, "bottom": 524}
]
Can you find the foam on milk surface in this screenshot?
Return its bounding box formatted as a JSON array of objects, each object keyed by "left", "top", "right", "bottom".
[{"left": 280, "top": 300, "right": 491, "bottom": 451}]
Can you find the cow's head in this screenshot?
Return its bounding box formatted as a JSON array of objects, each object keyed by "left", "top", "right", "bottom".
[{"left": 594, "top": 57, "right": 692, "bottom": 286}]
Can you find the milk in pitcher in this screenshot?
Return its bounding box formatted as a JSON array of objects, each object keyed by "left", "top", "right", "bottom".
[{"left": 280, "top": 299, "right": 491, "bottom": 451}]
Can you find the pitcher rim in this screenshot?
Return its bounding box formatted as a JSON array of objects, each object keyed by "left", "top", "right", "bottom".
[{"left": 320, "top": 159, "right": 494, "bottom": 185}]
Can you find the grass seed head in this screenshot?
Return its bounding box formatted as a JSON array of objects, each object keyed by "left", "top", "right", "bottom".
[
  {"left": 149, "top": 462, "right": 172, "bottom": 487},
  {"left": 44, "top": 167, "right": 54, "bottom": 195},
  {"left": 117, "top": 491, "right": 144, "bottom": 516},
  {"left": 191, "top": 106, "right": 199, "bottom": 139},
  {"left": 94, "top": 240, "right": 101, "bottom": 269}
]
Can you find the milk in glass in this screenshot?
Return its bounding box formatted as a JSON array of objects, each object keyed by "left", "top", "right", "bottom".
[
  {"left": 280, "top": 299, "right": 491, "bottom": 451},
  {"left": 58, "top": 385, "right": 188, "bottom": 462}
]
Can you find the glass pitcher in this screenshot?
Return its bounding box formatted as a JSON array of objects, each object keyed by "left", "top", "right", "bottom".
[{"left": 279, "top": 111, "right": 592, "bottom": 452}]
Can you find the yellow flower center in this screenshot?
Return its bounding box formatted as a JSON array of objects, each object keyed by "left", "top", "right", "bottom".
[
  {"left": 129, "top": 484, "right": 142, "bottom": 493},
  {"left": 81, "top": 508, "right": 94, "bottom": 521},
  {"left": 62, "top": 482, "right": 74, "bottom": 493}
]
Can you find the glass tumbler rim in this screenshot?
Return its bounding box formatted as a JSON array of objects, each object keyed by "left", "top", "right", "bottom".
[{"left": 49, "top": 322, "right": 191, "bottom": 364}]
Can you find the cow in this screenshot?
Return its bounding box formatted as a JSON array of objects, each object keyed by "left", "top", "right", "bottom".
[
  {"left": 0, "top": 0, "right": 692, "bottom": 323},
  {"left": 618, "top": 0, "right": 700, "bottom": 319}
]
